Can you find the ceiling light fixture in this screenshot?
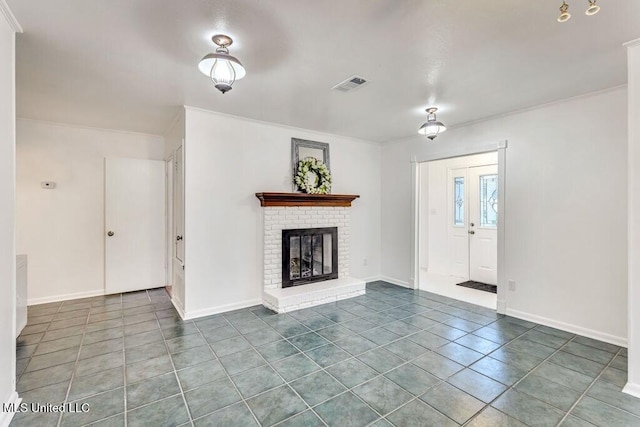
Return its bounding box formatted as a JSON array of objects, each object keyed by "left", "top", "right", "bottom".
[
  {"left": 418, "top": 108, "right": 447, "bottom": 141},
  {"left": 198, "top": 34, "right": 246, "bottom": 94},
  {"left": 585, "top": 0, "right": 600, "bottom": 16},
  {"left": 558, "top": 1, "right": 571, "bottom": 22}
]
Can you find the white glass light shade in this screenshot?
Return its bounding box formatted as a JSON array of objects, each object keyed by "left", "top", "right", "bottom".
[
  {"left": 198, "top": 53, "right": 246, "bottom": 93},
  {"left": 198, "top": 53, "right": 246, "bottom": 79},
  {"left": 418, "top": 121, "right": 447, "bottom": 140}
]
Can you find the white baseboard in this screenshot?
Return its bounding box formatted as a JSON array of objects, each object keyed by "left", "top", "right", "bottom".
[
  {"left": 377, "top": 276, "right": 412, "bottom": 289},
  {"left": 359, "top": 276, "right": 380, "bottom": 283},
  {"left": 506, "top": 308, "right": 627, "bottom": 347},
  {"left": 0, "top": 391, "right": 21, "bottom": 427},
  {"left": 497, "top": 300, "right": 507, "bottom": 315},
  {"left": 622, "top": 382, "right": 640, "bottom": 398},
  {"left": 182, "top": 299, "right": 262, "bottom": 320},
  {"left": 28, "top": 289, "right": 105, "bottom": 306},
  {"left": 171, "top": 297, "right": 186, "bottom": 320},
  {"left": 15, "top": 316, "right": 27, "bottom": 338}
]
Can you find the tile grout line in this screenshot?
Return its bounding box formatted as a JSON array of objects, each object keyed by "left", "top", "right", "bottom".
[
  {"left": 262, "top": 305, "right": 436, "bottom": 425},
  {"left": 195, "top": 311, "right": 325, "bottom": 427},
  {"left": 14, "top": 289, "right": 526, "bottom": 425},
  {"left": 374, "top": 314, "right": 570, "bottom": 425},
  {"left": 15, "top": 292, "right": 171, "bottom": 425},
  {"left": 190, "top": 317, "right": 264, "bottom": 426},
  {"left": 56, "top": 297, "right": 98, "bottom": 427},
  {"left": 192, "top": 293, "right": 486, "bottom": 425},
  {"left": 459, "top": 324, "right": 630, "bottom": 426},
  {"left": 224, "top": 307, "right": 413, "bottom": 425},
  {"left": 15, "top": 301, "right": 63, "bottom": 387},
  {"left": 460, "top": 331, "right": 579, "bottom": 426},
  {"left": 16, "top": 285, "right": 634, "bottom": 427},
  {"left": 157, "top": 309, "right": 199, "bottom": 427},
  {"left": 555, "top": 347, "right": 625, "bottom": 426},
  {"left": 121, "top": 290, "right": 135, "bottom": 427},
  {"left": 371, "top": 321, "right": 527, "bottom": 424},
  {"left": 265, "top": 291, "right": 495, "bottom": 425}
]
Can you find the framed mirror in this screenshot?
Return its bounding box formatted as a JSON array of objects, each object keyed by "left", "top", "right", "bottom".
[{"left": 291, "top": 138, "right": 330, "bottom": 191}]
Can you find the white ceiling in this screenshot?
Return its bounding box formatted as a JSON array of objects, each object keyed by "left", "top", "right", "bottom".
[{"left": 8, "top": 0, "right": 640, "bottom": 142}]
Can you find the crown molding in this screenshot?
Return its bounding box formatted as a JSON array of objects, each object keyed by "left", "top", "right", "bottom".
[
  {"left": 624, "top": 38, "right": 640, "bottom": 49},
  {"left": 0, "top": 0, "right": 22, "bottom": 33}
]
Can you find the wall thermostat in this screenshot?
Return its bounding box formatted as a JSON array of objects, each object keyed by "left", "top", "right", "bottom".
[{"left": 41, "top": 181, "right": 56, "bottom": 189}]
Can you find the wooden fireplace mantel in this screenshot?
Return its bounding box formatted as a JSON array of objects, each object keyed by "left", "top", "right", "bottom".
[{"left": 255, "top": 192, "right": 360, "bottom": 207}]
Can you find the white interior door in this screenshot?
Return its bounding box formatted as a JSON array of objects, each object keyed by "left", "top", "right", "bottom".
[
  {"left": 468, "top": 165, "right": 498, "bottom": 284},
  {"left": 105, "top": 158, "right": 166, "bottom": 294},
  {"left": 448, "top": 168, "right": 469, "bottom": 278},
  {"left": 174, "top": 145, "right": 185, "bottom": 263}
]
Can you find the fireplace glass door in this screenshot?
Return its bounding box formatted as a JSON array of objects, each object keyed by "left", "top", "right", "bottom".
[{"left": 283, "top": 227, "right": 338, "bottom": 288}]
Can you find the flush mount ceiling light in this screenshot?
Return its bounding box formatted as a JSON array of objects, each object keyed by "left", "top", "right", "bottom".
[
  {"left": 418, "top": 108, "right": 447, "bottom": 141},
  {"left": 558, "top": 1, "right": 571, "bottom": 22},
  {"left": 585, "top": 0, "right": 600, "bottom": 16},
  {"left": 198, "top": 34, "right": 246, "bottom": 94}
]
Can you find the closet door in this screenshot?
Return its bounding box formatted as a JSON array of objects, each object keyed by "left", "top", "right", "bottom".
[{"left": 105, "top": 157, "right": 165, "bottom": 293}]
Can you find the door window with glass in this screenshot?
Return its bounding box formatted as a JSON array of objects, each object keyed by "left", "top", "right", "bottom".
[
  {"left": 454, "top": 177, "right": 465, "bottom": 226},
  {"left": 479, "top": 174, "right": 498, "bottom": 228}
]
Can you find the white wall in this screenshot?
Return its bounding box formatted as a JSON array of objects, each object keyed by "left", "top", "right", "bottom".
[
  {"left": 0, "top": 2, "right": 19, "bottom": 424},
  {"left": 625, "top": 41, "right": 640, "bottom": 397},
  {"left": 183, "top": 107, "right": 381, "bottom": 316},
  {"left": 16, "top": 120, "right": 165, "bottom": 304},
  {"left": 382, "top": 87, "right": 628, "bottom": 344},
  {"left": 420, "top": 152, "right": 497, "bottom": 274}
]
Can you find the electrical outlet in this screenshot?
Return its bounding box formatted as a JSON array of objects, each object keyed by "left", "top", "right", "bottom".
[
  {"left": 508, "top": 280, "right": 516, "bottom": 291},
  {"left": 363, "top": 258, "right": 368, "bottom": 266}
]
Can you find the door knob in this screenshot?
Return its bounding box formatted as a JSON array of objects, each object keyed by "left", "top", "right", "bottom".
[
  {"left": 470, "top": 223, "right": 475, "bottom": 227},
  {"left": 176, "top": 235, "right": 183, "bottom": 241},
  {"left": 468, "top": 230, "right": 475, "bottom": 235},
  {"left": 107, "top": 231, "right": 114, "bottom": 237}
]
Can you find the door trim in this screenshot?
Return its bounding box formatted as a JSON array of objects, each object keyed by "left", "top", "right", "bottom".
[
  {"left": 410, "top": 140, "right": 508, "bottom": 314},
  {"left": 165, "top": 156, "right": 174, "bottom": 290}
]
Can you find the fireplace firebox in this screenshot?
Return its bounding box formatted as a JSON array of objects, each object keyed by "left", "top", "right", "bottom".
[{"left": 282, "top": 227, "right": 338, "bottom": 288}]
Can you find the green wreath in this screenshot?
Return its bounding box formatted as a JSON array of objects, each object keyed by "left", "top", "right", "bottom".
[{"left": 294, "top": 157, "right": 332, "bottom": 194}]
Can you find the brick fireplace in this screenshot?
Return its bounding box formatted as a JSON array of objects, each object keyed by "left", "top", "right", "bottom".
[{"left": 256, "top": 193, "right": 366, "bottom": 313}]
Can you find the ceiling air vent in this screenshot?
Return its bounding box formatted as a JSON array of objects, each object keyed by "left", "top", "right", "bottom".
[{"left": 331, "top": 75, "right": 369, "bottom": 92}]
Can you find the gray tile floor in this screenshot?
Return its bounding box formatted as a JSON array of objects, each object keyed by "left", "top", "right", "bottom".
[{"left": 11, "top": 282, "right": 640, "bottom": 427}]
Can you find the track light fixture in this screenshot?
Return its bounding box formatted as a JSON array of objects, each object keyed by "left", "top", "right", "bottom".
[
  {"left": 585, "top": 0, "right": 600, "bottom": 16},
  {"left": 557, "top": 1, "right": 602, "bottom": 23},
  {"left": 558, "top": 1, "right": 571, "bottom": 22}
]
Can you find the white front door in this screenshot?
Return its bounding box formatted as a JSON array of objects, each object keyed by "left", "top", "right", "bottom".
[
  {"left": 468, "top": 165, "right": 498, "bottom": 284},
  {"left": 105, "top": 157, "right": 166, "bottom": 294}
]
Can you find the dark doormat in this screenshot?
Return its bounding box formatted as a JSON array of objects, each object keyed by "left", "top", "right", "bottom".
[{"left": 456, "top": 280, "right": 497, "bottom": 294}]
